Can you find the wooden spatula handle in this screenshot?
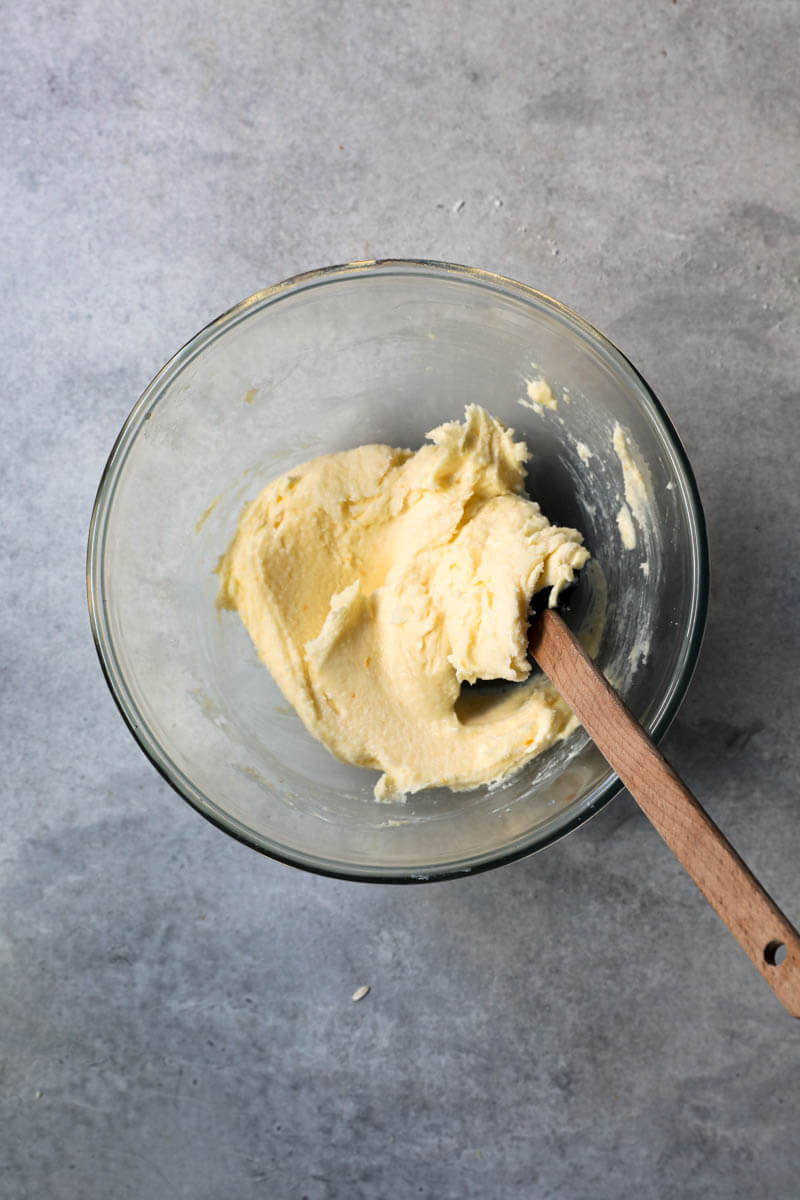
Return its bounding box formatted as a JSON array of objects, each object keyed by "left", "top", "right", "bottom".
[{"left": 530, "top": 609, "right": 800, "bottom": 1017}]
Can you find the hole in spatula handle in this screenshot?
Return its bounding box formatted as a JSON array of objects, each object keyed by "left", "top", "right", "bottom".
[{"left": 764, "top": 940, "right": 787, "bottom": 967}]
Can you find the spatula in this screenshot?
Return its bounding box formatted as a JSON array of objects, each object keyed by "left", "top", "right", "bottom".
[{"left": 529, "top": 608, "right": 800, "bottom": 1018}]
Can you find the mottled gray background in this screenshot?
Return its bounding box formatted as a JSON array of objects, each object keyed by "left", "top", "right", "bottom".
[{"left": 3, "top": 1, "right": 800, "bottom": 1196}]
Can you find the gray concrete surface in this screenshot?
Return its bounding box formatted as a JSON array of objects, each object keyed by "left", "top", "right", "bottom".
[{"left": 3, "top": 1, "right": 800, "bottom": 1196}]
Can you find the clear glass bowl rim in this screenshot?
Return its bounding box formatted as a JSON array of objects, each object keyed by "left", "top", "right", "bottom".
[{"left": 87, "top": 258, "right": 709, "bottom": 883}]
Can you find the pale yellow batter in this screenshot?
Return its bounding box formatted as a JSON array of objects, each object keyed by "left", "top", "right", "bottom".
[
  {"left": 217, "top": 406, "right": 589, "bottom": 800},
  {"left": 522, "top": 378, "right": 558, "bottom": 412}
]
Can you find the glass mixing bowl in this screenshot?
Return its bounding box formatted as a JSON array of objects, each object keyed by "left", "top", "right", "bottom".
[{"left": 87, "top": 260, "right": 708, "bottom": 881}]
